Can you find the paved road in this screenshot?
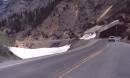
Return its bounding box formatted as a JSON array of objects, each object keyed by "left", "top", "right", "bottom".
[
  {"left": 63, "top": 42, "right": 130, "bottom": 78},
  {"left": 0, "top": 39, "right": 130, "bottom": 78}
]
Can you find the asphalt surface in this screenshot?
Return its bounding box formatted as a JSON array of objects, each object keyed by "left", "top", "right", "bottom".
[
  {"left": 0, "top": 39, "right": 130, "bottom": 78},
  {"left": 63, "top": 42, "right": 130, "bottom": 78}
]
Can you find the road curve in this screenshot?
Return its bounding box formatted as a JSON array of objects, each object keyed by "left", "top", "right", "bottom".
[
  {"left": 62, "top": 42, "right": 130, "bottom": 78},
  {"left": 0, "top": 40, "right": 130, "bottom": 78}
]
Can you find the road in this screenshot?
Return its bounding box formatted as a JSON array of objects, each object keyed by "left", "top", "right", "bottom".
[{"left": 0, "top": 39, "right": 130, "bottom": 78}]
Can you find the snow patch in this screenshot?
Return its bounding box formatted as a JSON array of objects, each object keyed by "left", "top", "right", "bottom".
[
  {"left": 8, "top": 45, "right": 70, "bottom": 59},
  {"left": 80, "top": 32, "right": 96, "bottom": 40}
]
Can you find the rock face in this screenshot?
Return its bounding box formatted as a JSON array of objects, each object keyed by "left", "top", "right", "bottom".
[{"left": 0, "top": 0, "right": 129, "bottom": 41}]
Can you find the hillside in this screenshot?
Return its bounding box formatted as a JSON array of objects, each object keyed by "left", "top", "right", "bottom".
[{"left": 0, "top": 0, "right": 129, "bottom": 47}]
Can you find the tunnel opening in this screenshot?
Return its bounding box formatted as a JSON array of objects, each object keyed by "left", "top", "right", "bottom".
[
  {"left": 99, "top": 24, "right": 128, "bottom": 38},
  {"left": 99, "top": 1, "right": 130, "bottom": 40}
]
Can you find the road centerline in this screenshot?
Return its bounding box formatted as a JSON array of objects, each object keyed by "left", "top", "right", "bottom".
[{"left": 57, "top": 44, "right": 109, "bottom": 78}]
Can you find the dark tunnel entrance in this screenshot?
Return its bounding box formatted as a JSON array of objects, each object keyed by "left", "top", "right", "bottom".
[{"left": 99, "top": 25, "right": 128, "bottom": 38}]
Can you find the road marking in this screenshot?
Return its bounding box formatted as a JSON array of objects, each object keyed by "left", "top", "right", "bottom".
[{"left": 57, "top": 44, "right": 109, "bottom": 78}]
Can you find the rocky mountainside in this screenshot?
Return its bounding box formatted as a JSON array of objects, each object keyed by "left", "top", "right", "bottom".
[{"left": 0, "top": 0, "right": 130, "bottom": 45}]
